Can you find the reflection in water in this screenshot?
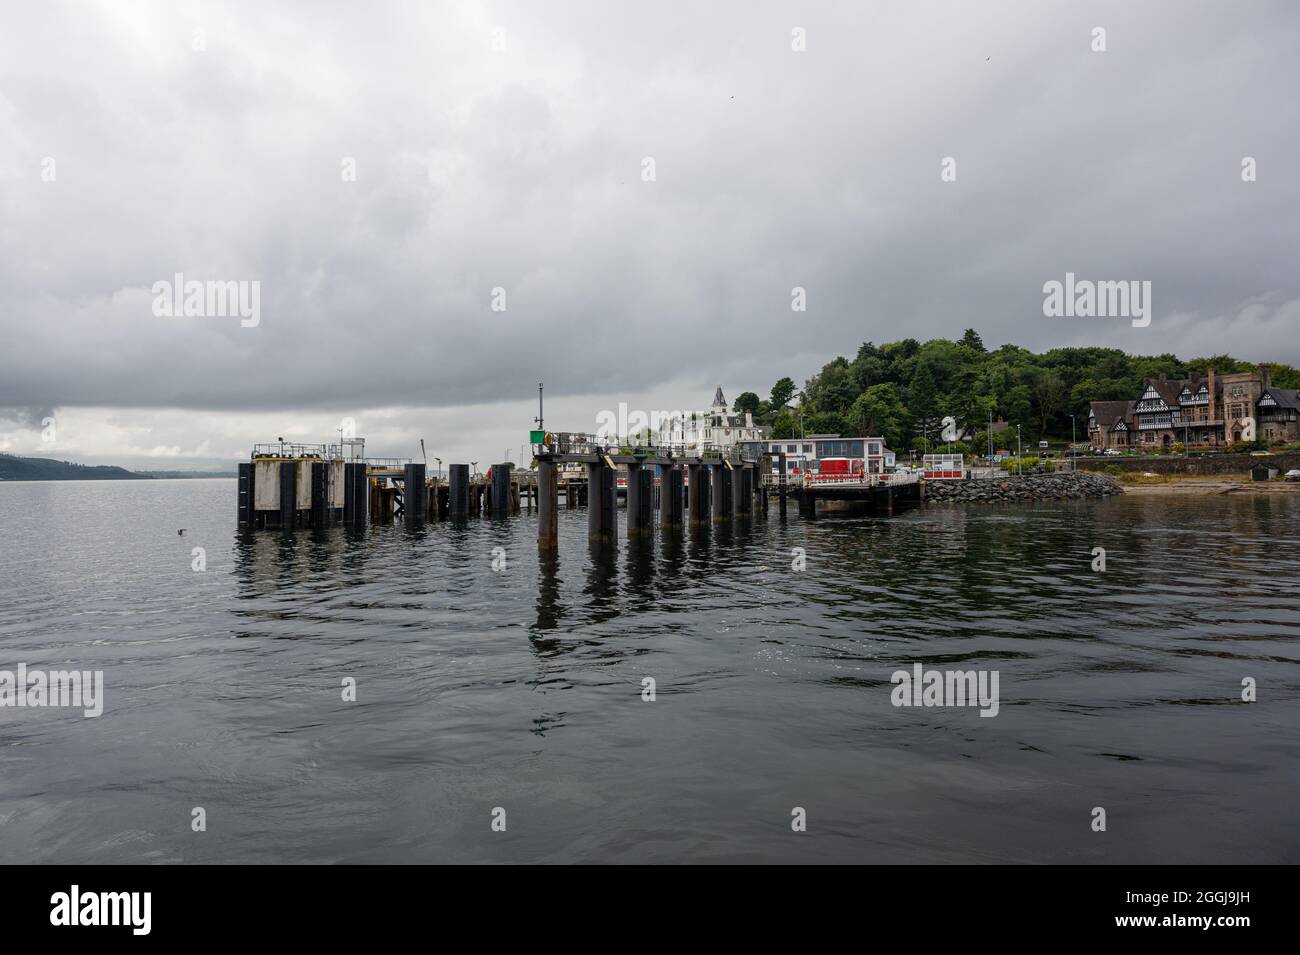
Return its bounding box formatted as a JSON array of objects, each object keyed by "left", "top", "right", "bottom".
[
  {"left": 584, "top": 541, "right": 619, "bottom": 624},
  {"left": 534, "top": 552, "right": 562, "bottom": 635},
  {"left": 3, "top": 477, "right": 1299, "bottom": 864},
  {"left": 624, "top": 538, "right": 656, "bottom": 604}
]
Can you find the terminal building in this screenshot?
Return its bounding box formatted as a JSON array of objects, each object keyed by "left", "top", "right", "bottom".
[{"left": 740, "top": 434, "right": 895, "bottom": 475}]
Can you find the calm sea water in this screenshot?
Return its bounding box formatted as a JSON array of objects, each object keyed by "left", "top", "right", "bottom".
[{"left": 0, "top": 478, "right": 1297, "bottom": 864}]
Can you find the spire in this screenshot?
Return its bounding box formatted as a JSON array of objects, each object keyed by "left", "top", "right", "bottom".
[{"left": 713, "top": 385, "right": 726, "bottom": 408}]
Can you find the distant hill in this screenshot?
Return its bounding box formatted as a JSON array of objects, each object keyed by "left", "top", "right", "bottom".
[{"left": 0, "top": 453, "right": 151, "bottom": 481}]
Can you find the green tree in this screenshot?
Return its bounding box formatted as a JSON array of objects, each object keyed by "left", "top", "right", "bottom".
[
  {"left": 849, "top": 384, "right": 904, "bottom": 447},
  {"left": 769, "top": 376, "right": 796, "bottom": 410},
  {"left": 733, "top": 391, "right": 762, "bottom": 416},
  {"left": 1031, "top": 369, "right": 1067, "bottom": 436},
  {"left": 958, "top": 328, "right": 986, "bottom": 353},
  {"left": 806, "top": 411, "right": 848, "bottom": 435},
  {"left": 770, "top": 408, "right": 798, "bottom": 439}
]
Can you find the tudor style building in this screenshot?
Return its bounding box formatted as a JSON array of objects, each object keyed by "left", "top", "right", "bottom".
[
  {"left": 1087, "top": 400, "right": 1135, "bottom": 450},
  {"left": 1257, "top": 386, "right": 1300, "bottom": 443},
  {"left": 1089, "top": 364, "right": 1298, "bottom": 450}
]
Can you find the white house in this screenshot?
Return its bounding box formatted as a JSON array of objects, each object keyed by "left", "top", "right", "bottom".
[{"left": 655, "top": 387, "right": 769, "bottom": 450}]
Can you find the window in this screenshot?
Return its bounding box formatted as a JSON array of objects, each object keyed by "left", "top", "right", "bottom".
[{"left": 802, "top": 444, "right": 812, "bottom": 453}]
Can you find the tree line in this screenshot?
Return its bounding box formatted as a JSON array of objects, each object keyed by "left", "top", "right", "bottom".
[{"left": 731, "top": 330, "right": 1300, "bottom": 451}]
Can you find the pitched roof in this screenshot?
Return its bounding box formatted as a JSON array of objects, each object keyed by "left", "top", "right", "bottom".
[
  {"left": 1261, "top": 388, "right": 1300, "bottom": 411},
  {"left": 713, "top": 385, "right": 726, "bottom": 407},
  {"left": 1090, "top": 400, "right": 1134, "bottom": 428},
  {"left": 1143, "top": 378, "right": 1184, "bottom": 408}
]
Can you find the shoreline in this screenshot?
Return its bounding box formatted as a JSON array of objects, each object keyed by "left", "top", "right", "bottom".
[{"left": 1109, "top": 477, "right": 1300, "bottom": 496}]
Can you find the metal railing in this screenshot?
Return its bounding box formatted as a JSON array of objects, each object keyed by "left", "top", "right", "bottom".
[
  {"left": 364, "top": 457, "right": 413, "bottom": 471},
  {"left": 802, "top": 470, "right": 919, "bottom": 487},
  {"left": 252, "top": 442, "right": 332, "bottom": 459},
  {"left": 532, "top": 432, "right": 759, "bottom": 463}
]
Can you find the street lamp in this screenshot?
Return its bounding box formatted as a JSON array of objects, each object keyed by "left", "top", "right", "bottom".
[
  {"left": 1069, "top": 414, "right": 1076, "bottom": 472},
  {"left": 435, "top": 456, "right": 442, "bottom": 479}
]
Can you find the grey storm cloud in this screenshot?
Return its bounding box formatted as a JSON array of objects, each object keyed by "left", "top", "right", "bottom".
[{"left": 2, "top": 0, "right": 1299, "bottom": 419}]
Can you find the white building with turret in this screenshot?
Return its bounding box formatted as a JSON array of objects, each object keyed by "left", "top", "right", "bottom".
[{"left": 655, "top": 386, "right": 769, "bottom": 450}]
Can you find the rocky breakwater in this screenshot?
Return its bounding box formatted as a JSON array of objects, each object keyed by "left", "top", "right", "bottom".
[{"left": 923, "top": 472, "right": 1123, "bottom": 504}]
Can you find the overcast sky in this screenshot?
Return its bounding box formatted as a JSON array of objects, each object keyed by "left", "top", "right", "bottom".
[{"left": 2, "top": 0, "right": 1298, "bottom": 469}]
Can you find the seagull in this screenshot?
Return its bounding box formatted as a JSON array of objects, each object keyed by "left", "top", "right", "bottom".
[{"left": 178, "top": 529, "right": 186, "bottom": 536}]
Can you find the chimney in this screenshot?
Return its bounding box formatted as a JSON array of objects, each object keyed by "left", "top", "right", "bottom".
[{"left": 1259, "top": 363, "right": 1272, "bottom": 389}]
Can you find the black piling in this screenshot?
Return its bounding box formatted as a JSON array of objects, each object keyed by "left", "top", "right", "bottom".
[
  {"left": 661, "top": 465, "right": 684, "bottom": 528},
  {"left": 627, "top": 462, "right": 653, "bottom": 536},
  {"left": 587, "top": 461, "right": 616, "bottom": 542},
  {"left": 712, "top": 463, "right": 733, "bottom": 522},
  {"left": 343, "top": 462, "right": 368, "bottom": 526},
  {"left": 688, "top": 463, "right": 710, "bottom": 525},
  {"left": 538, "top": 459, "right": 559, "bottom": 552},
  {"left": 777, "top": 452, "right": 788, "bottom": 517},
  {"left": 404, "top": 463, "right": 427, "bottom": 524},
  {"left": 491, "top": 463, "right": 511, "bottom": 519},
  {"left": 311, "top": 461, "right": 329, "bottom": 527},
  {"left": 799, "top": 490, "right": 816, "bottom": 519},
  {"left": 709, "top": 463, "right": 724, "bottom": 522},
  {"left": 448, "top": 464, "right": 470, "bottom": 518},
  {"left": 279, "top": 461, "right": 297, "bottom": 529},
  {"left": 736, "top": 465, "right": 752, "bottom": 518},
  {"left": 238, "top": 462, "right": 254, "bottom": 526}
]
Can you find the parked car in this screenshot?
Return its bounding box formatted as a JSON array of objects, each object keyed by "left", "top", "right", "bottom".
[
  {"left": 1285, "top": 469, "right": 1300, "bottom": 482},
  {"left": 1103, "top": 448, "right": 1124, "bottom": 456},
  {"left": 1249, "top": 450, "right": 1272, "bottom": 457}
]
